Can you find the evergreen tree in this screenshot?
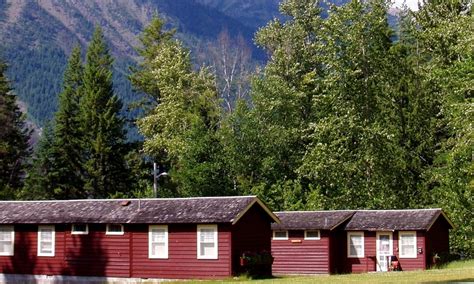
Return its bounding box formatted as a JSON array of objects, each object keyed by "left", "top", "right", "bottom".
[
  {"left": 24, "top": 46, "right": 84, "bottom": 199},
  {"left": 53, "top": 45, "right": 84, "bottom": 198},
  {"left": 21, "top": 124, "right": 57, "bottom": 199},
  {"left": 79, "top": 27, "right": 128, "bottom": 198},
  {"left": 0, "top": 59, "right": 30, "bottom": 198},
  {"left": 129, "top": 16, "right": 175, "bottom": 109}
]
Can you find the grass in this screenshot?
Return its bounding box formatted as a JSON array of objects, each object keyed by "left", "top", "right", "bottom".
[{"left": 169, "top": 259, "right": 474, "bottom": 284}]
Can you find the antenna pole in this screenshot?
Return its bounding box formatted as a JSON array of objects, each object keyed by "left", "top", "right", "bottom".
[{"left": 153, "top": 162, "right": 157, "bottom": 198}]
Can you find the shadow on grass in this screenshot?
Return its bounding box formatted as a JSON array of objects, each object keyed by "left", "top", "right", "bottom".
[{"left": 421, "top": 279, "right": 474, "bottom": 283}]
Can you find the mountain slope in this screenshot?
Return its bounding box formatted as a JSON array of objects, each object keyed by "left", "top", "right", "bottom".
[{"left": 0, "top": 0, "right": 280, "bottom": 129}]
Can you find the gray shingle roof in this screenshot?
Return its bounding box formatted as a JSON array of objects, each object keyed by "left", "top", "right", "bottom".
[
  {"left": 0, "top": 196, "right": 278, "bottom": 225},
  {"left": 272, "top": 209, "right": 453, "bottom": 231},
  {"left": 344, "top": 209, "right": 452, "bottom": 231},
  {"left": 271, "top": 211, "right": 355, "bottom": 230}
]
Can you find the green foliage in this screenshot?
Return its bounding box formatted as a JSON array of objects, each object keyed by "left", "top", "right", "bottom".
[
  {"left": 0, "top": 59, "right": 31, "bottom": 197},
  {"left": 21, "top": 124, "right": 60, "bottom": 200},
  {"left": 24, "top": 46, "right": 85, "bottom": 199},
  {"left": 220, "top": 0, "right": 472, "bottom": 258},
  {"left": 79, "top": 27, "right": 129, "bottom": 198},
  {"left": 132, "top": 16, "right": 229, "bottom": 197},
  {"left": 413, "top": 1, "right": 473, "bottom": 257}
]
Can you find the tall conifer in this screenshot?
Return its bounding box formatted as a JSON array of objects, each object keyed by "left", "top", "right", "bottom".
[
  {"left": 79, "top": 27, "right": 128, "bottom": 198},
  {"left": 24, "top": 46, "right": 84, "bottom": 199},
  {"left": 0, "top": 59, "right": 30, "bottom": 197}
]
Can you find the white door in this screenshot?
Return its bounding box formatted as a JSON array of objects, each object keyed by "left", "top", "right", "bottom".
[{"left": 376, "top": 232, "right": 393, "bottom": 272}]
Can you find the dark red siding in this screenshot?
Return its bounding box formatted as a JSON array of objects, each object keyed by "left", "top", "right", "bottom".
[
  {"left": 344, "top": 231, "right": 377, "bottom": 273},
  {"left": 63, "top": 224, "right": 130, "bottom": 277},
  {"left": 425, "top": 217, "right": 450, "bottom": 267},
  {"left": 393, "top": 231, "right": 426, "bottom": 271},
  {"left": 0, "top": 223, "right": 234, "bottom": 279},
  {"left": 0, "top": 224, "right": 66, "bottom": 276},
  {"left": 338, "top": 231, "right": 427, "bottom": 273},
  {"left": 130, "top": 224, "right": 232, "bottom": 279},
  {"left": 272, "top": 230, "right": 331, "bottom": 274},
  {"left": 232, "top": 204, "right": 273, "bottom": 275}
]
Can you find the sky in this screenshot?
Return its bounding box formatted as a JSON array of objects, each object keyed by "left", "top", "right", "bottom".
[{"left": 393, "top": 0, "right": 420, "bottom": 11}]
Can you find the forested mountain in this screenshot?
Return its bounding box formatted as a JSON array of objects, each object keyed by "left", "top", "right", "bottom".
[
  {"left": 0, "top": 0, "right": 470, "bottom": 258},
  {"left": 0, "top": 0, "right": 282, "bottom": 128}
]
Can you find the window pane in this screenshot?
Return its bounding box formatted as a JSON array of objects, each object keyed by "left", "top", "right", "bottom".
[
  {"left": 306, "top": 231, "right": 319, "bottom": 238},
  {"left": 108, "top": 224, "right": 122, "bottom": 232},
  {"left": 41, "top": 242, "right": 52, "bottom": 253},
  {"left": 41, "top": 231, "right": 52, "bottom": 241},
  {"left": 350, "top": 235, "right": 362, "bottom": 246},
  {"left": 402, "top": 235, "right": 414, "bottom": 245},
  {"left": 152, "top": 230, "right": 165, "bottom": 242},
  {"left": 0, "top": 242, "right": 11, "bottom": 254},
  {"left": 349, "top": 234, "right": 363, "bottom": 256},
  {"left": 402, "top": 245, "right": 413, "bottom": 255},
  {"left": 200, "top": 243, "right": 215, "bottom": 257},
  {"left": 72, "top": 224, "right": 87, "bottom": 232},
  {"left": 200, "top": 229, "right": 214, "bottom": 242},
  {"left": 350, "top": 245, "right": 358, "bottom": 256},
  {"left": 0, "top": 232, "right": 10, "bottom": 241},
  {"left": 274, "top": 231, "right": 287, "bottom": 238},
  {"left": 152, "top": 243, "right": 165, "bottom": 255}
]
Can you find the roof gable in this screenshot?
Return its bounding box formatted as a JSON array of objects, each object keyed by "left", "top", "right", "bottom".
[{"left": 0, "top": 196, "right": 279, "bottom": 225}]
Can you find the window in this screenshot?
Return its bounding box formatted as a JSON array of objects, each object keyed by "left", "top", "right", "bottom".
[
  {"left": 304, "top": 230, "right": 320, "bottom": 240},
  {"left": 197, "top": 225, "right": 218, "bottom": 259},
  {"left": 347, "top": 232, "right": 364, "bottom": 258},
  {"left": 0, "top": 225, "right": 14, "bottom": 256},
  {"left": 149, "top": 225, "right": 168, "bottom": 259},
  {"left": 38, "top": 225, "right": 55, "bottom": 257},
  {"left": 399, "top": 231, "right": 417, "bottom": 258},
  {"left": 273, "top": 230, "right": 288, "bottom": 240},
  {"left": 71, "top": 224, "right": 88, "bottom": 235},
  {"left": 106, "top": 224, "right": 124, "bottom": 235}
]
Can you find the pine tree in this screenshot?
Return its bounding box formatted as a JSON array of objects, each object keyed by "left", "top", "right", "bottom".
[
  {"left": 79, "top": 27, "right": 128, "bottom": 198},
  {"left": 129, "top": 16, "right": 175, "bottom": 108},
  {"left": 22, "top": 123, "right": 58, "bottom": 199},
  {"left": 0, "top": 59, "right": 30, "bottom": 198},
  {"left": 24, "top": 46, "right": 85, "bottom": 199},
  {"left": 52, "top": 45, "right": 84, "bottom": 198}
]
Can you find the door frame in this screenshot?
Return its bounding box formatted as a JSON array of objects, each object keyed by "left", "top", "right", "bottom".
[{"left": 376, "top": 231, "right": 393, "bottom": 272}]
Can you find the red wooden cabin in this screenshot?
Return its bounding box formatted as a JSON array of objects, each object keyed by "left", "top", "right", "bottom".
[
  {"left": 272, "top": 209, "right": 453, "bottom": 275},
  {"left": 271, "top": 211, "right": 354, "bottom": 274},
  {"left": 340, "top": 209, "right": 453, "bottom": 273},
  {"left": 0, "top": 196, "right": 279, "bottom": 280}
]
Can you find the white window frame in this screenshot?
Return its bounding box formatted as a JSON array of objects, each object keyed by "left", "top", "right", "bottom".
[
  {"left": 106, "top": 224, "right": 124, "bottom": 235},
  {"left": 304, "top": 230, "right": 321, "bottom": 240},
  {"left": 149, "top": 225, "right": 168, "bottom": 259},
  {"left": 347, "top": 231, "right": 364, "bottom": 258},
  {"left": 0, "top": 225, "right": 14, "bottom": 256},
  {"left": 71, "top": 224, "right": 89, "bottom": 235},
  {"left": 38, "top": 225, "right": 55, "bottom": 257},
  {"left": 272, "top": 230, "right": 288, "bottom": 240},
  {"left": 197, "top": 224, "right": 218, "bottom": 259},
  {"left": 399, "top": 231, "right": 417, "bottom": 258}
]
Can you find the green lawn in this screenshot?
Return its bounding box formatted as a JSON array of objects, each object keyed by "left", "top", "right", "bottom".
[{"left": 169, "top": 259, "right": 474, "bottom": 284}]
